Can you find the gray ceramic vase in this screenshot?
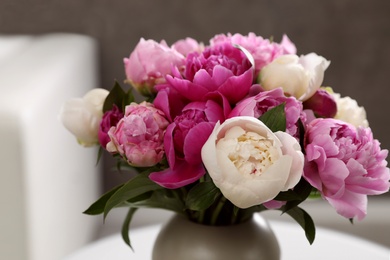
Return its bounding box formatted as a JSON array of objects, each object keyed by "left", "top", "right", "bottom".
[{"left": 152, "top": 213, "right": 280, "bottom": 260}]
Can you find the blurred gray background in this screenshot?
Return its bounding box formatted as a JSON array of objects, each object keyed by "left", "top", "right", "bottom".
[{"left": 1, "top": 0, "right": 389, "bottom": 191}]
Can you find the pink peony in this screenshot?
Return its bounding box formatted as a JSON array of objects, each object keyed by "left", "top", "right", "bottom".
[
  {"left": 304, "top": 118, "right": 390, "bottom": 220},
  {"left": 124, "top": 38, "right": 185, "bottom": 96},
  {"left": 106, "top": 102, "right": 169, "bottom": 167},
  {"left": 229, "top": 88, "right": 305, "bottom": 137},
  {"left": 162, "top": 42, "right": 254, "bottom": 104},
  {"left": 98, "top": 105, "right": 124, "bottom": 149},
  {"left": 210, "top": 33, "right": 296, "bottom": 76},
  {"left": 149, "top": 100, "right": 225, "bottom": 188}
]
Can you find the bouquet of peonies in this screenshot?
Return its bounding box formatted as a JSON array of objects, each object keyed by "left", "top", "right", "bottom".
[{"left": 60, "top": 33, "right": 390, "bottom": 247}]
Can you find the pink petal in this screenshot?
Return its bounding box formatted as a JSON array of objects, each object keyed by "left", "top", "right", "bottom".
[
  {"left": 167, "top": 75, "right": 209, "bottom": 101},
  {"left": 149, "top": 160, "right": 205, "bottom": 189},
  {"left": 326, "top": 191, "right": 367, "bottom": 220},
  {"left": 163, "top": 123, "right": 177, "bottom": 168},
  {"left": 217, "top": 68, "right": 253, "bottom": 104},
  {"left": 183, "top": 122, "right": 214, "bottom": 165}
]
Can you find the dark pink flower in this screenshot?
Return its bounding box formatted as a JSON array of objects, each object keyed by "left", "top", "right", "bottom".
[
  {"left": 98, "top": 105, "right": 124, "bottom": 149},
  {"left": 153, "top": 85, "right": 187, "bottom": 122},
  {"left": 229, "top": 88, "right": 305, "bottom": 137},
  {"left": 149, "top": 100, "right": 225, "bottom": 188},
  {"left": 304, "top": 118, "right": 390, "bottom": 220},
  {"left": 163, "top": 42, "right": 254, "bottom": 104},
  {"left": 303, "top": 89, "right": 337, "bottom": 118}
]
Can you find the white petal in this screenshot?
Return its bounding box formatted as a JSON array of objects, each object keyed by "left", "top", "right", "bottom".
[
  {"left": 299, "top": 53, "right": 330, "bottom": 101},
  {"left": 275, "top": 131, "right": 304, "bottom": 190}
]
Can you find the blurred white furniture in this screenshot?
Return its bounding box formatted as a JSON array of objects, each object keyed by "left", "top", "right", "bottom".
[
  {"left": 63, "top": 214, "right": 390, "bottom": 260},
  {"left": 0, "top": 33, "right": 101, "bottom": 260}
]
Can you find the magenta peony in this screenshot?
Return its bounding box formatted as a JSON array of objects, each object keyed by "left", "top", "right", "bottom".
[
  {"left": 304, "top": 118, "right": 390, "bottom": 220},
  {"left": 106, "top": 102, "right": 169, "bottom": 167},
  {"left": 161, "top": 42, "right": 254, "bottom": 104},
  {"left": 98, "top": 105, "right": 124, "bottom": 149},
  {"left": 149, "top": 100, "right": 225, "bottom": 188}
]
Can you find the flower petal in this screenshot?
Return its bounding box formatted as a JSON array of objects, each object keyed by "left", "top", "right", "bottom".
[{"left": 149, "top": 160, "right": 205, "bottom": 189}]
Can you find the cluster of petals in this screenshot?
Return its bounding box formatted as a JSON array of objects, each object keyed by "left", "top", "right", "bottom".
[
  {"left": 229, "top": 88, "right": 305, "bottom": 137},
  {"left": 107, "top": 102, "right": 169, "bottom": 167},
  {"left": 210, "top": 32, "right": 296, "bottom": 76},
  {"left": 163, "top": 42, "right": 254, "bottom": 105},
  {"left": 150, "top": 97, "right": 225, "bottom": 188},
  {"left": 201, "top": 116, "right": 304, "bottom": 208},
  {"left": 303, "top": 118, "right": 390, "bottom": 220},
  {"left": 123, "top": 38, "right": 186, "bottom": 96},
  {"left": 98, "top": 105, "right": 124, "bottom": 148}
]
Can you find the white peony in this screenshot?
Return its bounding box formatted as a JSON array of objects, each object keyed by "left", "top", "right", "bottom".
[
  {"left": 260, "top": 53, "right": 330, "bottom": 101},
  {"left": 59, "top": 88, "right": 109, "bottom": 146},
  {"left": 332, "top": 92, "right": 369, "bottom": 128},
  {"left": 201, "top": 116, "right": 304, "bottom": 208}
]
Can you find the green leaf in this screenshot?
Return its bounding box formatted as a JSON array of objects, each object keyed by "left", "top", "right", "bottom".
[
  {"left": 103, "top": 173, "right": 163, "bottom": 219},
  {"left": 273, "top": 189, "right": 303, "bottom": 201},
  {"left": 103, "top": 81, "right": 134, "bottom": 112},
  {"left": 83, "top": 184, "right": 124, "bottom": 215},
  {"left": 284, "top": 206, "right": 316, "bottom": 244},
  {"left": 283, "top": 178, "right": 313, "bottom": 212},
  {"left": 297, "top": 119, "right": 306, "bottom": 153},
  {"left": 259, "top": 103, "right": 286, "bottom": 132},
  {"left": 185, "top": 181, "right": 221, "bottom": 211},
  {"left": 121, "top": 207, "right": 138, "bottom": 251},
  {"left": 127, "top": 189, "right": 186, "bottom": 214}
]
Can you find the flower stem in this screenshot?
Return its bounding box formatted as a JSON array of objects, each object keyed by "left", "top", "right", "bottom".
[
  {"left": 230, "top": 206, "right": 239, "bottom": 225},
  {"left": 197, "top": 210, "right": 206, "bottom": 224},
  {"left": 210, "top": 196, "right": 227, "bottom": 225}
]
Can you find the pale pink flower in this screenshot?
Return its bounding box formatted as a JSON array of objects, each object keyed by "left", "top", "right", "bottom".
[
  {"left": 124, "top": 38, "right": 185, "bottom": 96},
  {"left": 171, "top": 37, "right": 204, "bottom": 56},
  {"left": 304, "top": 118, "right": 390, "bottom": 220},
  {"left": 107, "top": 102, "right": 169, "bottom": 167}
]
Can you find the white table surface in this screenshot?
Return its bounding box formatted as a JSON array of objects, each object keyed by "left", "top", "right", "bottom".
[{"left": 64, "top": 220, "right": 390, "bottom": 260}]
